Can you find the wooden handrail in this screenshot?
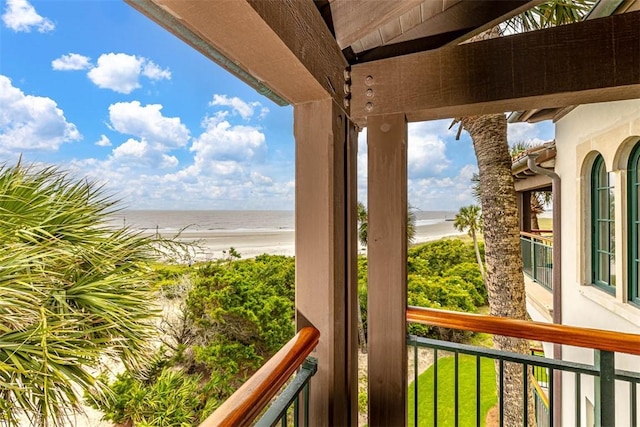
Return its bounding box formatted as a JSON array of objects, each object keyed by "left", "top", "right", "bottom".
[
  {"left": 199, "top": 326, "right": 320, "bottom": 427},
  {"left": 520, "top": 231, "right": 553, "bottom": 244},
  {"left": 407, "top": 306, "right": 640, "bottom": 356}
]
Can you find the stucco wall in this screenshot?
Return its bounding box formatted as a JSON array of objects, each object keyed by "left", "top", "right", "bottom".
[{"left": 553, "top": 98, "right": 640, "bottom": 426}]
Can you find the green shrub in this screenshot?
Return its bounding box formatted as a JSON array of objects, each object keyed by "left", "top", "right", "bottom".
[{"left": 93, "top": 368, "right": 204, "bottom": 426}]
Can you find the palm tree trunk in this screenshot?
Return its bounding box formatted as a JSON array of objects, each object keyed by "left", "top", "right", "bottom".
[
  {"left": 461, "top": 113, "right": 535, "bottom": 427},
  {"left": 471, "top": 229, "right": 486, "bottom": 281},
  {"left": 357, "top": 297, "right": 367, "bottom": 353}
]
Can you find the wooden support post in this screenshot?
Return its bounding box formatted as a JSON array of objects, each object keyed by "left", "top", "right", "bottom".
[
  {"left": 519, "top": 191, "right": 532, "bottom": 233},
  {"left": 367, "top": 113, "right": 408, "bottom": 427},
  {"left": 294, "top": 98, "right": 358, "bottom": 426}
]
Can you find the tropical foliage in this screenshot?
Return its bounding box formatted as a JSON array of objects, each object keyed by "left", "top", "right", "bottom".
[
  {"left": 0, "top": 163, "right": 160, "bottom": 426},
  {"left": 453, "top": 205, "right": 486, "bottom": 281},
  {"left": 93, "top": 254, "right": 296, "bottom": 425},
  {"left": 359, "top": 239, "right": 487, "bottom": 341},
  {"left": 356, "top": 202, "right": 416, "bottom": 247}
]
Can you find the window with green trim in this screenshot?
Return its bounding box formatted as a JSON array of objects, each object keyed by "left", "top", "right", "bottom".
[
  {"left": 591, "top": 155, "right": 615, "bottom": 292},
  {"left": 628, "top": 143, "right": 640, "bottom": 306}
]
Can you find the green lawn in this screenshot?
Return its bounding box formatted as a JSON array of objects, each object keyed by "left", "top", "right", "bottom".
[{"left": 408, "top": 354, "right": 497, "bottom": 427}]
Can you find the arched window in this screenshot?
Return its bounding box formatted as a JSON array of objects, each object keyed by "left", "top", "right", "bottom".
[
  {"left": 628, "top": 144, "right": 640, "bottom": 306},
  {"left": 591, "top": 155, "right": 615, "bottom": 292}
]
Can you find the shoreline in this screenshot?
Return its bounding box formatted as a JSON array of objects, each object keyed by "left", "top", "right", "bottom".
[{"left": 146, "top": 220, "right": 464, "bottom": 261}]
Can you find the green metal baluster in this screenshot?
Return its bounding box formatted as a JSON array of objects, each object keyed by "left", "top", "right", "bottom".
[
  {"left": 576, "top": 373, "right": 581, "bottom": 427},
  {"left": 523, "top": 362, "right": 528, "bottom": 427},
  {"left": 293, "top": 395, "right": 299, "bottom": 427},
  {"left": 304, "top": 382, "right": 310, "bottom": 427},
  {"left": 434, "top": 348, "right": 438, "bottom": 427},
  {"left": 533, "top": 240, "right": 538, "bottom": 282},
  {"left": 455, "top": 351, "right": 459, "bottom": 427},
  {"left": 500, "top": 359, "right": 504, "bottom": 427},
  {"left": 414, "top": 342, "right": 418, "bottom": 427},
  {"left": 631, "top": 382, "right": 637, "bottom": 427},
  {"left": 549, "top": 367, "right": 554, "bottom": 427},
  {"left": 476, "top": 356, "right": 481, "bottom": 427},
  {"left": 595, "top": 350, "right": 615, "bottom": 427}
]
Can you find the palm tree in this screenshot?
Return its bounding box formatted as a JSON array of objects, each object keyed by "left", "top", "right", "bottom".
[
  {"left": 454, "top": 205, "right": 486, "bottom": 281},
  {"left": 357, "top": 202, "right": 368, "bottom": 247},
  {"left": 457, "top": 2, "right": 593, "bottom": 425},
  {"left": 356, "top": 202, "right": 416, "bottom": 247},
  {"left": 355, "top": 202, "right": 416, "bottom": 352},
  {"left": 0, "top": 163, "right": 163, "bottom": 426}
]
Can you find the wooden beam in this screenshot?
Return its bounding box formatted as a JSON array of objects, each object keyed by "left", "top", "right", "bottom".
[
  {"left": 351, "top": 11, "right": 640, "bottom": 125},
  {"left": 295, "top": 99, "right": 358, "bottom": 425},
  {"left": 126, "top": 0, "right": 347, "bottom": 108},
  {"left": 388, "top": 0, "right": 541, "bottom": 46},
  {"left": 331, "top": 0, "right": 424, "bottom": 49},
  {"left": 367, "top": 113, "right": 408, "bottom": 427}
]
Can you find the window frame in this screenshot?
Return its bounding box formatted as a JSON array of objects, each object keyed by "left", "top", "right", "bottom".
[
  {"left": 628, "top": 144, "right": 640, "bottom": 306},
  {"left": 591, "top": 154, "right": 615, "bottom": 294}
]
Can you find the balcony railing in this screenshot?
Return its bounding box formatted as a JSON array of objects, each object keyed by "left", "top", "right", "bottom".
[
  {"left": 200, "top": 326, "right": 319, "bottom": 427},
  {"left": 407, "top": 306, "right": 640, "bottom": 427},
  {"left": 520, "top": 231, "right": 553, "bottom": 291}
]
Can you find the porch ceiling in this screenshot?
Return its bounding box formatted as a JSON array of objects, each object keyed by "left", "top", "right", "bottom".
[
  {"left": 126, "top": 0, "right": 640, "bottom": 126},
  {"left": 317, "top": 0, "right": 539, "bottom": 63}
]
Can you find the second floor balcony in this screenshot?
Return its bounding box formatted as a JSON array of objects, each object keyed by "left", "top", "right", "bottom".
[{"left": 203, "top": 306, "right": 640, "bottom": 427}]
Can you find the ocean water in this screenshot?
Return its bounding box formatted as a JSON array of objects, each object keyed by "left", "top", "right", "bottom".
[{"left": 108, "top": 209, "right": 456, "bottom": 233}]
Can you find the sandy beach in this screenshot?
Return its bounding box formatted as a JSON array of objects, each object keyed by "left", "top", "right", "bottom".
[
  {"left": 63, "top": 212, "right": 462, "bottom": 426},
  {"left": 164, "top": 219, "right": 462, "bottom": 260}
]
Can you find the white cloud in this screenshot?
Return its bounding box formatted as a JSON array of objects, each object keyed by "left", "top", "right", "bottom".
[
  {"left": 87, "top": 53, "right": 170, "bottom": 94},
  {"left": 0, "top": 75, "right": 80, "bottom": 152},
  {"left": 507, "top": 121, "right": 549, "bottom": 146},
  {"left": 408, "top": 164, "right": 478, "bottom": 210},
  {"left": 191, "top": 113, "right": 266, "bottom": 165},
  {"left": 110, "top": 138, "right": 178, "bottom": 169},
  {"left": 209, "top": 94, "right": 263, "bottom": 120},
  {"left": 2, "top": 0, "right": 54, "bottom": 32},
  {"left": 141, "top": 60, "right": 171, "bottom": 80},
  {"left": 52, "top": 53, "right": 91, "bottom": 71},
  {"left": 408, "top": 122, "right": 450, "bottom": 178},
  {"left": 108, "top": 101, "right": 190, "bottom": 149},
  {"left": 62, "top": 100, "right": 292, "bottom": 210},
  {"left": 95, "top": 134, "right": 111, "bottom": 147}
]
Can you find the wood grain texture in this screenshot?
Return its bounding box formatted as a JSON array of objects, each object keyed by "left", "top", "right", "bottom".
[
  {"left": 367, "top": 113, "right": 408, "bottom": 427},
  {"left": 388, "top": 0, "right": 538, "bottom": 45},
  {"left": 351, "top": 11, "right": 640, "bottom": 125},
  {"left": 407, "top": 306, "right": 640, "bottom": 356},
  {"left": 294, "top": 99, "right": 357, "bottom": 425},
  {"left": 247, "top": 0, "right": 348, "bottom": 109},
  {"left": 331, "top": 0, "right": 424, "bottom": 49},
  {"left": 199, "top": 327, "right": 320, "bottom": 427},
  {"left": 128, "top": 0, "right": 346, "bottom": 108}
]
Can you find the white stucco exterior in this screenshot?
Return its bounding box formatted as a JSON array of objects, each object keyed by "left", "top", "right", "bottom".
[{"left": 551, "top": 99, "right": 640, "bottom": 426}]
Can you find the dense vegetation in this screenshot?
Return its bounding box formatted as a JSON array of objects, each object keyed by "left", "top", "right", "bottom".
[
  {"left": 0, "top": 163, "right": 161, "bottom": 427},
  {"left": 0, "top": 165, "right": 485, "bottom": 427},
  {"left": 91, "top": 254, "right": 296, "bottom": 426},
  {"left": 360, "top": 238, "right": 486, "bottom": 341},
  {"left": 95, "top": 238, "right": 485, "bottom": 425}
]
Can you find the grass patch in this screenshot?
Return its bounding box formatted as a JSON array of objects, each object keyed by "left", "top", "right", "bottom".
[
  {"left": 537, "top": 217, "right": 552, "bottom": 231},
  {"left": 408, "top": 354, "right": 497, "bottom": 427}
]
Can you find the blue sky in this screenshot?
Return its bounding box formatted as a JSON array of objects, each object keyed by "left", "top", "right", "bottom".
[{"left": 0, "top": 0, "right": 554, "bottom": 211}]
